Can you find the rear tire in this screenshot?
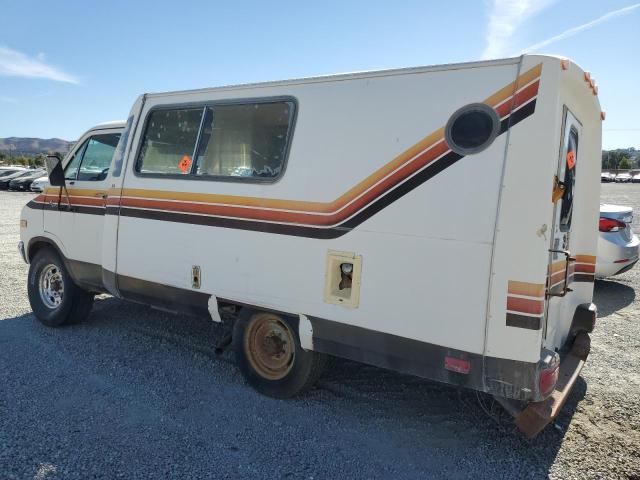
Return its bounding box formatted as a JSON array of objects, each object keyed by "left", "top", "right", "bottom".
[
  {"left": 27, "top": 247, "right": 94, "bottom": 327},
  {"left": 233, "top": 310, "right": 327, "bottom": 398}
]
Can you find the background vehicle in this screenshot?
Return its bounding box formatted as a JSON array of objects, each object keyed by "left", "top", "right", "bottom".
[
  {"left": 8, "top": 169, "right": 46, "bottom": 191},
  {"left": 0, "top": 166, "right": 27, "bottom": 178},
  {"left": 30, "top": 176, "right": 50, "bottom": 192},
  {"left": 600, "top": 172, "right": 614, "bottom": 182},
  {"left": 615, "top": 172, "right": 632, "bottom": 183},
  {"left": 596, "top": 204, "right": 640, "bottom": 277},
  {"left": 0, "top": 170, "right": 35, "bottom": 189},
  {"left": 632, "top": 173, "right": 640, "bottom": 183}
]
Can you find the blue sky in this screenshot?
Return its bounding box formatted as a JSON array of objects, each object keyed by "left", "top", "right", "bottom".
[{"left": 1, "top": 0, "right": 638, "bottom": 149}]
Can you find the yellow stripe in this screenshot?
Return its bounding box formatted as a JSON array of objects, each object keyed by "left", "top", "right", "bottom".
[
  {"left": 85, "top": 64, "right": 544, "bottom": 213},
  {"left": 508, "top": 280, "right": 545, "bottom": 298},
  {"left": 44, "top": 187, "right": 106, "bottom": 196}
]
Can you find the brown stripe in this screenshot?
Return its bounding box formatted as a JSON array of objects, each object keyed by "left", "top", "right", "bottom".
[
  {"left": 506, "top": 313, "right": 542, "bottom": 330},
  {"left": 507, "top": 281, "right": 544, "bottom": 298},
  {"left": 507, "top": 296, "right": 544, "bottom": 315},
  {"left": 109, "top": 67, "right": 541, "bottom": 218},
  {"left": 574, "top": 273, "right": 595, "bottom": 283}
]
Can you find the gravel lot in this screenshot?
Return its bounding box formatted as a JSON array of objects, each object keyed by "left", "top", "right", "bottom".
[{"left": 1, "top": 185, "right": 639, "bottom": 479}]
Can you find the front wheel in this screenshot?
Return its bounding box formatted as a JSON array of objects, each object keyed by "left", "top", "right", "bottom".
[
  {"left": 27, "top": 247, "right": 94, "bottom": 327},
  {"left": 233, "top": 310, "right": 328, "bottom": 398}
]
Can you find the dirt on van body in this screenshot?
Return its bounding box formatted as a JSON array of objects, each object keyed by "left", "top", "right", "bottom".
[{"left": 0, "top": 184, "right": 639, "bottom": 479}]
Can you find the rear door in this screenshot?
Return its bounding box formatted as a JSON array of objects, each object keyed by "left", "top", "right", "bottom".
[{"left": 545, "top": 108, "right": 582, "bottom": 344}]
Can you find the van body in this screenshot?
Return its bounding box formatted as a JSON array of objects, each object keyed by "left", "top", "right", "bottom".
[{"left": 20, "top": 55, "right": 601, "bottom": 436}]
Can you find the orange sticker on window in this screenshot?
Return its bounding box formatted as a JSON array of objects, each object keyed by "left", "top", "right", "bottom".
[
  {"left": 566, "top": 150, "right": 576, "bottom": 170},
  {"left": 178, "top": 155, "right": 192, "bottom": 173}
]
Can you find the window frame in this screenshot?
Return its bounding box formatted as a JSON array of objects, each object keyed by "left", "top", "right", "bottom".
[
  {"left": 133, "top": 96, "right": 298, "bottom": 185},
  {"left": 64, "top": 138, "right": 90, "bottom": 181},
  {"left": 558, "top": 125, "right": 579, "bottom": 232},
  {"left": 63, "top": 127, "right": 122, "bottom": 182}
]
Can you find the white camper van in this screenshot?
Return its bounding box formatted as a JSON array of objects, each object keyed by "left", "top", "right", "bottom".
[{"left": 20, "top": 55, "right": 602, "bottom": 437}]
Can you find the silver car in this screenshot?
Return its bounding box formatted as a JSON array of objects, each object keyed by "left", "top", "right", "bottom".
[{"left": 596, "top": 204, "right": 640, "bottom": 277}]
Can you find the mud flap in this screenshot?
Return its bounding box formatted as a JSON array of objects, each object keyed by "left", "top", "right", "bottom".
[{"left": 514, "top": 332, "right": 590, "bottom": 438}]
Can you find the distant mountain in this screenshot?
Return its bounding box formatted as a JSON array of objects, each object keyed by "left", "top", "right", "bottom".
[{"left": 0, "top": 137, "right": 73, "bottom": 155}]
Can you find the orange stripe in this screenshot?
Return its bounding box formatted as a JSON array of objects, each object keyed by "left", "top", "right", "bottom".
[
  {"left": 575, "top": 263, "right": 596, "bottom": 274},
  {"left": 507, "top": 296, "right": 544, "bottom": 315},
  {"left": 507, "top": 281, "right": 545, "bottom": 298},
  {"left": 549, "top": 260, "right": 567, "bottom": 275},
  {"left": 114, "top": 64, "right": 541, "bottom": 215},
  {"left": 575, "top": 255, "right": 596, "bottom": 264}
]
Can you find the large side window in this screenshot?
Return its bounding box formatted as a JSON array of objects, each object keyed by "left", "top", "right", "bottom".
[
  {"left": 136, "top": 108, "right": 204, "bottom": 175},
  {"left": 194, "top": 102, "right": 293, "bottom": 179},
  {"left": 135, "top": 100, "right": 294, "bottom": 181},
  {"left": 559, "top": 127, "right": 578, "bottom": 231}
]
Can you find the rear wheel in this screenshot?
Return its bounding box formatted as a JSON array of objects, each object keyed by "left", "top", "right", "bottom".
[
  {"left": 233, "top": 310, "right": 327, "bottom": 398},
  {"left": 27, "top": 247, "right": 94, "bottom": 327}
]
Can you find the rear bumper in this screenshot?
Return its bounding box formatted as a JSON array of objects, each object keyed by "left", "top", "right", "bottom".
[{"left": 514, "top": 332, "right": 590, "bottom": 438}]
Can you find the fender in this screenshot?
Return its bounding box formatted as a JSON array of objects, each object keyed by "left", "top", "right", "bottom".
[{"left": 27, "top": 236, "right": 106, "bottom": 294}]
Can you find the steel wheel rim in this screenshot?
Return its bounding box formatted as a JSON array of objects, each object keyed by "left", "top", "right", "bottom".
[
  {"left": 38, "top": 263, "right": 64, "bottom": 309},
  {"left": 244, "top": 313, "right": 295, "bottom": 380}
]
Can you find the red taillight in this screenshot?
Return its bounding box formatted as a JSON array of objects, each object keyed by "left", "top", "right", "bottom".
[
  {"left": 599, "top": 217, "right": 626, "bottom": 232},
  {"left": 539, "top": 364, "right": 559, "bottom": 397},
  {"left": 444, "top": 356, "right": 470, "bottom": 374}
]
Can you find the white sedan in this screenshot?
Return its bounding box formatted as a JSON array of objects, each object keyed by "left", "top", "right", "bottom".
[
  {"left": 30, "top": 176, "right": 49, "bottom": 193},
  {"left": 596, "top": 204, "right": 640, "bottom": 278}
]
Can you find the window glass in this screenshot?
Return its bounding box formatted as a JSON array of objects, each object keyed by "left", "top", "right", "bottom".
[
  {"left": 64, "top": 140, "right": 88, "bottom": 180},
  {"left": 559, "top": 128, "right": 578, "bottom": 231},
  {"left": 194, "top": 102, "right": 293, "bottom": 179},
  {"left": 77, "top": 133, "right": 121, "bottom": 181},
  {"left": 136, "top": 108, "right": 204, "bottom": 175}
]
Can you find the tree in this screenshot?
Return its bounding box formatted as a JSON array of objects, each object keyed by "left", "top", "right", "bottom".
[{"left": 619, "top": 157, "right": 631, "bottom": 170}]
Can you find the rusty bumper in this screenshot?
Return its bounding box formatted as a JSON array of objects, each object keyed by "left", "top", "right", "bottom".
[{"left": 515, "top": 332, "right": 590, "bottom": 438}]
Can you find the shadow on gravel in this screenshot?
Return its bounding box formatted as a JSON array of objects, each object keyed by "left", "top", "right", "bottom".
[
  {"left": 0, "top": 296, "right": 587, "bottom": 478},
  {"left": 593, "top": 279, "right": 636, "bottom": 317}
]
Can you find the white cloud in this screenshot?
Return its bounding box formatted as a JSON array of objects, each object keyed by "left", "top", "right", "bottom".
[
  {"left": 482, "top": 0, "right": 557, "bottom": 59},
  {"left": 0, "top": 46, "right": 78, "bottom": 84},
  {"left": 521, "top": 3, "right": 640, "bottom": 53}
]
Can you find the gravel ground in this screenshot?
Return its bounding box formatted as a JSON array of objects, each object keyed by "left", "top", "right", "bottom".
[{"left": 0, "top": 185, "right": 639, "bottom": 479}]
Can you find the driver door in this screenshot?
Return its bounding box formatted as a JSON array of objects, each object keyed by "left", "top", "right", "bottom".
[{"left": 44, "top": 127, "right": 121, "bottom": 288}]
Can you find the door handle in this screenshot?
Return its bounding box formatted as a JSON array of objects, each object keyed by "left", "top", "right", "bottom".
[{"left": 547, "top": 249, "right": 576, "bottom": 298}]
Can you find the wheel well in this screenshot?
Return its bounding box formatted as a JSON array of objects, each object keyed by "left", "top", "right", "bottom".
[{"left": 27, "top": 238, "right": 62, "bottom": 263}]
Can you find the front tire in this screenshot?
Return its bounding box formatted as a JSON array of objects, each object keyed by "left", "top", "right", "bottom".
[
  {"left": 233, "top": 310, "right": 328, "bottom": 398},
  {"left": 27, "top": 247, "right": 94, "bottom": 327}
]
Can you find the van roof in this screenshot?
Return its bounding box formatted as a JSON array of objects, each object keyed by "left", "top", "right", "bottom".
[
  {"left": 92, "top": 120, "right": 126, "bottom": 130},
  {"left": 144, "top": 54, "right": 564, "bottom": 99}
]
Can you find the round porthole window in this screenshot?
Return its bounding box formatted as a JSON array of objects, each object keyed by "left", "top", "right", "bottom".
[{"left": 445, "top": 103, "right": 500, "bottom": 155}]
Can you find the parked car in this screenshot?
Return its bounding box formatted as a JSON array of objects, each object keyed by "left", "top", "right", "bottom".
[
  {"left": 0, "top": 167, "right": 27, "bottom": 178},
  {"left": 601, "top": 172, "right": 614, "bottom": 183},
  {"left": 8, "top": 170, "right": 46, "bottom": 191},
  {"left": 615, "top": 172, "right": 632, "bottom": 183},
  {"left": 632, "top": 173, "right": 640, "bottom": 183},
  {"left": 596, "top": 204, "right": 640, "bottom": 278},
  {"left": 30, "top": 176, "right": 49, "bottom": 192},
  {"left": 0, "top": 170, "right": 35, "bottom": 189}
]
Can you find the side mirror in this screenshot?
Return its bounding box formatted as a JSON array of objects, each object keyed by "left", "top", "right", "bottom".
[{"left": 45, "top": 155, "right": 65, "bottom": 187}]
